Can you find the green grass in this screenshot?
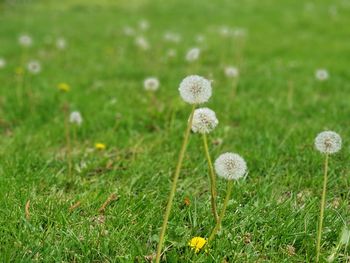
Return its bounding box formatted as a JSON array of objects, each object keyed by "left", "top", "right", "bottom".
[{"left": 1, "top": 0, "right": 350, "bottom": 262}]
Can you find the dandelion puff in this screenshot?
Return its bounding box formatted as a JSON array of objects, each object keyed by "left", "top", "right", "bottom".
[
  {"left": 0, "top": 58, "right": 6, "bottom": 69},
  {"left": 163, "top": 32, "right": 181, "bottom": 43},
  {"left": 179, "top": 75, "right": 212, "bottom": 104},
  {"left": 139, "top": 20, "right": 150, "bottom": 31},
  {"left": 185, "top": 47, "right": 200, "bottom": 62},
  {"left": 195, "top": 35, "right": 205, "bottom": 43},
  {"left": 27, "top": 60, "right": 41, "bottom": 74},
  {"left": 144, "top": 77, "right": 160, "bottom": 92},
  {"left": 135, "top": 36, "right": 150, "bottom": 50},
  {"left": 56, "top": 37, "right": 67, "bottom": 50},
  {"left": 315, "top": 131, "right": 341, "bottom": 154},
  {"left": 315, "top": 69, "right": 329, "bottom": 81},
  {"left": 224, "top": 66, "right": 239, "bottom": 78},
  {"left": 315, "top": 130, "right": 342, "bottom": 262},
  {"left": 19, "top": 34, "right": 32, "bottom": 47},
  {"left": 192, "top": 107, "right": 218, "bottom": 134},
  {"left": 123, "top": 26, "right": 135, "bottom": 36},
  {"left": 214, "top": 152, "right": 247, "bottom": 180},
  {"left": 69, "top": 111, "right": 83, "bottom": 126},
  {"left": 219, "top": 26, "right": 232, "bottom": 37}
]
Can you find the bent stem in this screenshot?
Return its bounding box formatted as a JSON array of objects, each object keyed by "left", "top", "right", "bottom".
[
  {"left": 155, "top": 105, "right": 196, "bottom": 263},
  {"left": 316, "top": 153, "right": 329, "bottom": 262},
  {"left": 202, "top": 133, "right": 219, "bottom": 223},
  {"left": 208, "top": 180, "right": 233, "bottom": 243}
]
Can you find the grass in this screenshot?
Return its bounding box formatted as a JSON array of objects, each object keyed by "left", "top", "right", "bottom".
[{"left": 1, "top": 0, "right": 350, "bottom": 261}]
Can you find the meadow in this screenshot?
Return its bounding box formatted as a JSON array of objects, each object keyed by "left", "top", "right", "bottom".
[{"left": 1, "top": 0, "right": 350, "bottom": 262}]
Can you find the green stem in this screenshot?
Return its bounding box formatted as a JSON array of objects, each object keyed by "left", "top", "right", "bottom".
[
  {"left": 64, "top": 103, "right": 72, "bottom": 177},
  {"left": 316, "top": 153, "right": 329, "bottom": 262},
  {"left": 155, "top": 105, "right": 196, "bottom": 263},
  {"left": 208, "top": 180, "right": 233, "bottom": 243},
  {"left": 202, "top": 133, "right": 219, "bottom": 223}
]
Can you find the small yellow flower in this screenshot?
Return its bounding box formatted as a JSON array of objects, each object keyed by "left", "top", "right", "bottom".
[
  {"left": 57, "top": 83, "right": 70, "bottom": 92},
  {"left": 95, "top": 143, "right": 106, "bottom": 150},
  {"left": 188, "top": 237, "right": 207, "bottom": 253},
  {"left": 15, "top": 67, "right": 24, "bottom": 75}
]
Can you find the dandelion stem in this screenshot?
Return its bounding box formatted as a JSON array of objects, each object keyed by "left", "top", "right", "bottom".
[
  {"left": 63, "top": 103, "right": 72, "bottom": 177},
  {"left": 208, "top": 180, "right": 233, "bottom": 243},
  {"left": 316, "top": 153, "right": 329, "bottom": 262},
  {"left": 155, "top": 105, "right": 196, "bottom": 263},
  {"left": 202, "top": 133, "right": 219, "bottom": 223}
]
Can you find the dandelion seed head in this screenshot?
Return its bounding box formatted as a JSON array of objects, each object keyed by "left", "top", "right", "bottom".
[
  {"left": 163, "top": 32, "right": 181, "bottom": 43},
  {"left": 69, "top": 111, "right": 83, "bottom": 126},
  {"left": 139, "top": 20, "right": 150, "bottom": 31},
  {"left": 179, "top": 75, "right": 212, "bottom": 104},
  {"left": 19, "top": 34, "right": 32, "bottom": 47},
  {"left": 315, "top": 69, "right": 329, "bottom": 81},
  {"left": 144, "top": 77, "right": 159, "bottom": 91},
  {"left": 225, "top": 66, "right": 239, "bottom": 78},
  {"left": 135, "top": 36, "right": 150, "bottom": 50},
  {"left": 188, "top": 237, "right": 207, "bottom": 253},
  {"left": 214, "top": 152, "right": 247, "bottom": 180},
  {"left": 56, "top": 37, "right": 67, "bottom": 50},
  {"left": 166, "top": 49, "right": 177, "bottom": 58},
  {"left": 185, "top": 47, "right": 200, "bottom": 62},
  {"left": 0, "top": 58, "right": 6, "bottom": 69},
  {"left": 123, "top": 26, "right": 135, "bottom": 36},
  {"left": 191, "top": 107, "right": 218, "bottom": 134},
  {"left": 315, "top": 131, "right": 341, "bottom": 154},
  {"left": 27, "top": 60, "right": 41, "bottom": 74}
]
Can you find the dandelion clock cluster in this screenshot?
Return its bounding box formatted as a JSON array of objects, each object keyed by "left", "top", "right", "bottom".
[
  {"left": 144, "top": 77, "right": 159, "bottom": 91},
  {"left": 69, "top": 111, "right": 83, "bottom": 126},
  {"left": 0, "top": 58, "right": 6, "bottom": 69},
  {"left": 19, "top": 34, "right": 32, "bottom": 47},
  {"left": 179, "top": 75, "right": 212, "bottom": 104},
  {"left": 191, "top": 108, "right": 218, "bottom": 134},
  {"left": 315, "top": 131, "right": 341, "bottom": 154},
  {"left": 214, "top": 152, "right": 247, "bottom": 180},
  {"left": 315, "top": 69, "right": 329, "bottom": 81},
  {"left": 27, "top": 60, "right": 41, "bottom": 74},
  {"left": 186, "top": 47, "right": 200, "bottom": 62}
]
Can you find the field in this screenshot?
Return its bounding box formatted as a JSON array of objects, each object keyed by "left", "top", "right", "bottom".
[{"left": 1, "top": 0, "right": 350, "bottom": 262}]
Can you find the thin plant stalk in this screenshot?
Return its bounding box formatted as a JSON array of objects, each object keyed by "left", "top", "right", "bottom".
[
  {"left": 316, "top": 153, "right": 329, "bottom": 262},
  {"left": 63, "top": 103, "right": 72, "bottom": 177},
  {"left": 155, "top": 105, "right": 196, "bottom": 263},
  {"left": 202, "top": 133, "right": 219, "bottom": 223},
  {"left": 208, "top": 180, "right": 233, "bottom": 243}
]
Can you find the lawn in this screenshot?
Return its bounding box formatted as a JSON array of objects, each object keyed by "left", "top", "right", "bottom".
[{"left": 1, "top": 0, "right": 350, "bottom": 262}]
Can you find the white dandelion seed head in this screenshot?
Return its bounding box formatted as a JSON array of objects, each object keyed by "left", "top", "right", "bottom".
[
  {"left": 191, "top": 107, "right": 218, "bottom": 134},
  {"left": 219, "top": 26, "right": 232, "bottom": 37},
  {"left": 0, "top": 58, "right": 6, "bottom": 69},
  {"left": 163, "top": 32, "right": 181, "bottom": 43},
  {"left": 123, "top": 26, "right": 135, "bottom": 36},
  {"left": 195, "top": 35, "right": 205, "bottom": 43},
  {"left": 144, "top": 77, "right": 159, "bottom": 91},
  {"left": 27, "top": 60, "right": 41, "bottom": 74},
  {"left": 139, "top": 20, "right": 150, "bottom": 31},
  {"left": 224, "top": 66, "right": 239, "bottom": 78},
  {"left": 178, "top": 75, "right": 212, "bottom": 104},
  {"left": 135, "top": 36, "right": 150, "bottom": 50},
  {"left": 19, "top": 34, "right": 32, "bottom": 47},
  {"left": 56, "top": 37, "right": 67, "bottom": 50},
  {"left": 214, "top": 152, "right": 247, "bottom": 180},
  {"left": 315, "top": 131, "right": 342, "bottom": 154},
  {"left": 185, "top": 47, "right": 200, "bottom": 62},
  {"left": 315, "top": 69, "right": 329, "bottom": 81},
  {"left": 69, "top": 111, "right": 83, "bottom": 126}
]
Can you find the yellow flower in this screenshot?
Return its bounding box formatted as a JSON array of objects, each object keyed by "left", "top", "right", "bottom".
[
  {"left": 57, "top": 83, "right": 70, "bottom": 92},
  {"left": 15, "top": 67, "right": 24, "bottom": 75},
  {"left": 188, "top": 237, "right": 207, "bottom": 253},
  {"left": 95, "top": 143, "right": 106, "bottom": 150}
]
